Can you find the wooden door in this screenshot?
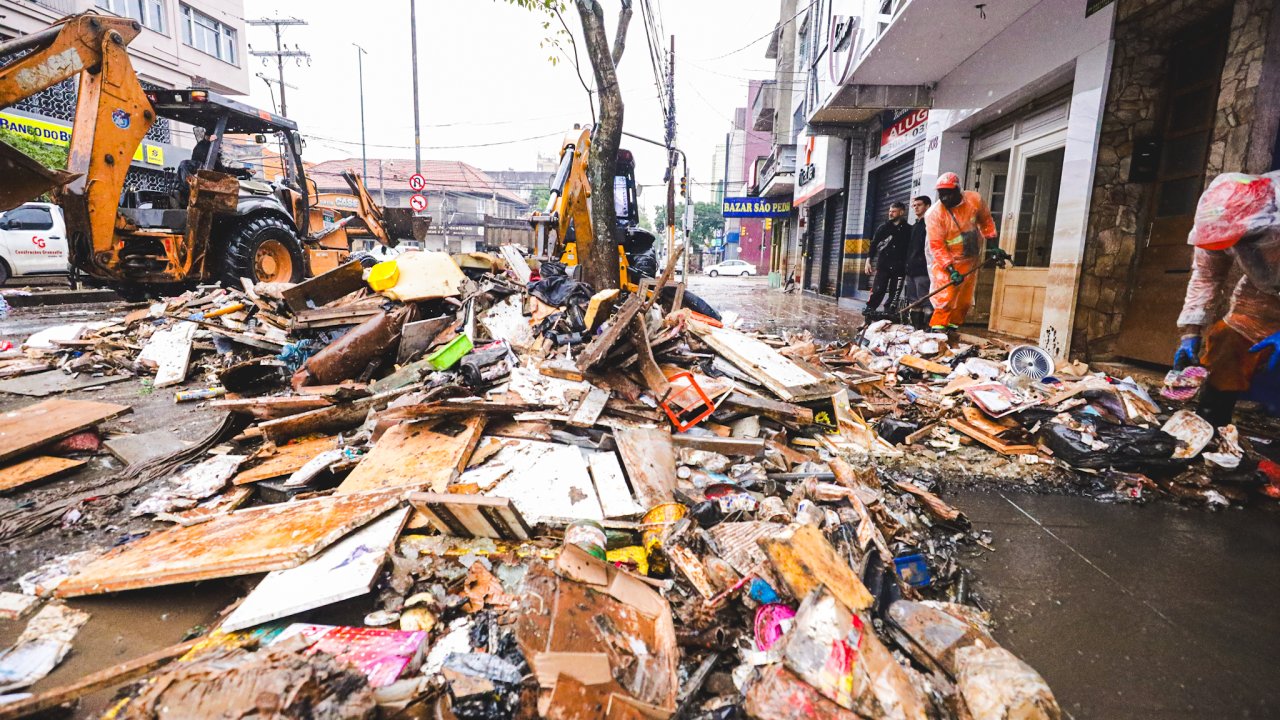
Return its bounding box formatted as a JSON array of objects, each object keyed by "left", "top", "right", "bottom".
[
  {"left": 990, "top": 141, "right": 1065, "bottom": 338},
  {"left": 1116, "top": 16, "right": 1229, "bottom": 363}
]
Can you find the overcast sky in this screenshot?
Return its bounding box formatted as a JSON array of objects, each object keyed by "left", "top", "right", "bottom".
[{"left": 240, "top": 0, "right": 780, "bottom": 205}]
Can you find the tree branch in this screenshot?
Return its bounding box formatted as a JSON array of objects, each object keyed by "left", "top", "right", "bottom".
[
  {"left": 611, "top": 0, "right": 633, "bottom": 67},
  {"left": 555, "top": 8, "right": 596, "bottom": 125}
]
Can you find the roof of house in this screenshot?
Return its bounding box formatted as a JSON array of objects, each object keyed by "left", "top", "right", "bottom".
[{"left": 308, "top": 158, "right": 526, "bottom": 205}]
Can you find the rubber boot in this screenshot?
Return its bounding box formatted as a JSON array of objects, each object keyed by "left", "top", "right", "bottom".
[{"left": 1196, "top": 386, "right": 1241, "bottom": 427}]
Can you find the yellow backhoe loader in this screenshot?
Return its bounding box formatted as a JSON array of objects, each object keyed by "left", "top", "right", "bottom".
[{"left": 0, "top": 14, "right": 404, "bottom": 299}]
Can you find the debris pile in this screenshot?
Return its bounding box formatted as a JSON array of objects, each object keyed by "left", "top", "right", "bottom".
[{"left": 0, "top": 244, "right": 1264, "bottom": 717}]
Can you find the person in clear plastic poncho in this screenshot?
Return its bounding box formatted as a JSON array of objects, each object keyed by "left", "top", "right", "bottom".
[
  {"left": 923, "top": 173, "right": 998, "bottom": 330},
  {"left": 1173, "top": 172, "right": 1280, "bottom": 424}
]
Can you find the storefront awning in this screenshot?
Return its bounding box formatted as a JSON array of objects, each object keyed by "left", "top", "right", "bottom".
[{"left": 848, "top": 0, "right": 1042, "bottom": 86}]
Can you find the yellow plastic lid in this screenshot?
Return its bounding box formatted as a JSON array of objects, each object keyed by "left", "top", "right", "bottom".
[{"left": 367, "top": 260, "right": 400, "bottom": 292}]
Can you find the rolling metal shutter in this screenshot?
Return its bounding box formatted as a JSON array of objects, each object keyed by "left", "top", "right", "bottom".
[
  {"left": 865, "top": 151, "right": 916, "bottom": 239},
  {"left": 804, "top": 203, "right": 824, "bottom": 292},
  {"left": 821, "top": 191, "right": 846, "bottom": 295}
]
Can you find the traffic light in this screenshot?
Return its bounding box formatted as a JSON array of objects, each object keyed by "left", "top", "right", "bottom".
[{"left": 680, "top": 176, "right": 688, "bottom": 197}]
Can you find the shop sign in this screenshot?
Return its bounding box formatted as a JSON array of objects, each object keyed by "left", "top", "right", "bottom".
[
  {"left": 881, "top": 109, "right": 928, "bottom": 158},
  {"left": 0, "top": 111, "right": 167, "bottom": 165},
  {"left": 722, "top": 196, "right": 792, "bottom": 218}
]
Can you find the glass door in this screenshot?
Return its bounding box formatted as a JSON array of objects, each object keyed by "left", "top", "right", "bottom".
[
  {"left": 969, "top": 153, "right": 1009, "bottom": 325},
  {"left": 988, "top": 133, "right": 1065, "bottom": 339}
]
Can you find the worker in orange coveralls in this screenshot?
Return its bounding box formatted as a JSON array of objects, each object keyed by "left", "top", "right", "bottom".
[
  {"left": 923, "top": 172, "right": 998, "bottom": 330},
  {"left": 1172, "top": 172, "right": 1280, "bottom": 426}
]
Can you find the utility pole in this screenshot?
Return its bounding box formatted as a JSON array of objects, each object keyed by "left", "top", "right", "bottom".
[
  {"left": 410, "top": 0, "right": 422, "bottom": 175},
  {"left": 247, "top": 17, "right": 309, "bottom": 117},
  {"left": 665, "top": 35, "right": 676, "bottom": 257},
  {"left": 354, "top": 43, "right": 368, "bottom": 181}
]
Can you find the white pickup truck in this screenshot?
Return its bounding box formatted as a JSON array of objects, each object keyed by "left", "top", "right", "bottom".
[{"left": 0, "top": 202, "right": 69, "bottom": 285}]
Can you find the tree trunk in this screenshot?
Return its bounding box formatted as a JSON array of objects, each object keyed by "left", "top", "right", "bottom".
[{"left": 575, "top": 0, "right": 628, "bottom": 292}]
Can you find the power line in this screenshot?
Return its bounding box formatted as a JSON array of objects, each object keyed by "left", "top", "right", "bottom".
[
  {"left": 247, "top": 17, "right": 311, "bottom": 117},
  {"left": 305, "top": 130, "right": 565, "bottom": 151},
  {"left": 692, "top": 0, "right": 816, "bottom": 62}
]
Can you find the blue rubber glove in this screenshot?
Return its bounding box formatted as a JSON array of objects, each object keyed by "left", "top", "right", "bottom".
[
  {"left": 1250, "top": 330, "right": 1280, "bottom": 373},
  {"left": 1173, "top": 335, "right": 1201, "bottom": 370}
]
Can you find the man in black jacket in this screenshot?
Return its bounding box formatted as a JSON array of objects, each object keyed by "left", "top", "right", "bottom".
[
  {"left": 903, "top": 195, "right": 933, "bottom": 328},
  {"left": 864, "top": 201, "right": 911, "bottom": 314}
]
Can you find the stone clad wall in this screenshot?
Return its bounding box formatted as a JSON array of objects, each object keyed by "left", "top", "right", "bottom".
[{"left": 1071, "top": 0, "right": 1277, "bottom": 358}]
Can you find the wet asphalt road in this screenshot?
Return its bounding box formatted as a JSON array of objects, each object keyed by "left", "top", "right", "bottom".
[{"left": 696, "top": 276, "right": 1280, "bottom": 719}]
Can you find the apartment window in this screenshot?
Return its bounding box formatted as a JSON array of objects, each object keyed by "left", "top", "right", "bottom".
[
  {"left": 96, "top": 0, "right": 166, "bottom": 34},
  {"left": 180, "top": 4, "right": 237, "bottom": 65}
]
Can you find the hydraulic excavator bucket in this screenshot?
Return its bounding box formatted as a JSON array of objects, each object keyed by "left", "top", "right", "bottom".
[
  {"left": 382, "top": 206, "right": 432, "bottom": 243},
  {"left": 0, "top": 141, "right": 79, "bottom": 212}
]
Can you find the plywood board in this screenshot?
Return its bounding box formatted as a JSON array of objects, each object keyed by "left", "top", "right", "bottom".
[
  {"left": 55, "top": 490, "right": 403, "bottom": 597},
  {"left": 408, "top": 493, "right": 532, "bottom": 540},
  {"left": 947, "top": 418, "right": 1038, "bottom": 455},
  {"left": 486, "top": 440, "right": 603, "bottom": 523},
  {"left": 380, "top": 251, "right": 466, "bottom": 302},
  {"left": 233, "top": 436, "right": 339, "bottom": 485},
  {"left": 586, "top": 451, "right": 644, "bottom": 519},
  {"left": 0, "top": 457, "right": 85, "bottom": 493},
  {"left": 280, "top": 260, "right": 366, "bottom": 313},
  {"left": 612, "top": 427, "right": 676, "bottom": 507},
  {"left": 0, "top": 370, "right": 128, "bottom": 398},
  {"left": 479, "top": 295, "right": 534, "bottom": 349},
  {"left": 568, "top": 386, "right": 610, "bottom": 428},
  {"left": 397, "top": 316, "right": 453, "bottom": 364},
  {"left": 688, "top": 321, "right": 837, "bottom": 402},
  {"left": 104, "top": 430, "right": 188, "bottom": 467},
  {"left": 499, "top": 244, "right": 532, "bottom": 284},
  {"left": 220, "top": 507, "right": 410, "bottom": 632},
  {"left": 0, "top": 398, "right": 130, "bottom": 464},
  {"left": 337, "top": 416, "right": 485, "bottom": 494},
  {"left": 139, "top": 322, "right": 197, "bottom": 388}
]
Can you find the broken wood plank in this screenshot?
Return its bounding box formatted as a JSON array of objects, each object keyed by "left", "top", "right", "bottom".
[
  {"left": 613, "top": 426, "right": 676, "bottom": 507},
  {"left": 55, "top": 491, "right": 404, "bottom": 597},
  {"left": 586, "top": 451, "right": 644, "bottom": 519},
  {"left": 289, "top": 303, "right": 383, "bottom": 330},
  {"left": 576, "top": 294, "right": 644, "bottom": 372},
  {"left": 962, "top": 406, "right": 1017, "bottom": 437},
  {"left": 0, "top": 370, "right": 129, "bottom": 398},
  {"left": 687, "top": 321, "right": 838, "bottom": 402},
  {"left": 630, "top": 313, "right": 672, "bottom": 398},
  {"left": 718, "top": 391, "right": 814, "bottom": 424},
  {"left": 103, "top": 430, "right": 187, "bottom": 467},
  {"left": 138, "top": 322, "right": 197, "bottom": 388},
  {"left": 0, "top": 639, "right": 201, "bottom": 720},
  {"left": 0, "top": 398, "right": 130, "bottom": 464},
  {"left": 337, "top": 416, "right": 486, "bottom": 494},
  {"left": 0, "top": 456, "right": 85, "bottom": 493},
  {"left": 499, "top": 244, "right": 532, "bottom": 284},
  {"left": 280, "top": 260, "right": 366, "bottom": 313},
  {"left": 898, "top": 355, "right": 953, "bottom": 375},
  {"left": 671, "top": 434, "right": 765, "bottom": 457},
  {"left": 255, "top": 388, "right": 412, "bottom": 444},
  {"left": 208, "top": 395, "right": 334, "bottom": 420},
  {"left": 154, "top": 486, "right": 254, "bottom": 525},
  {"left": 233, "top": 436, "right": 339, "bottom": 485},
  {"left": 583, "top": 288, "right": 619, "bottom": 331},
  {"left": 539, "top": 357, "right": 585, "bottom": 383},
  {"left": 408, "top": 493, "right": 532, "bottom": 540},
  {"left": 947, "top": 418, "right": 1038, "bottom": 455},
  {"left": 485, "top": 440, "right": 604, "bottom": 523},
  {"left": 568, "top": 386, "right": 610, "bottom": 428},
  {"left": 758, "top": 523, "right": 874, "bottom": 612},
  {"left": 220, "top": 507, "right": 411, "bottom": 632}
]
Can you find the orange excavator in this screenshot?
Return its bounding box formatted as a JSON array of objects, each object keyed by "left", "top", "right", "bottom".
[{"left": 0, "top": 14, "right": 402, "bottom": 299}]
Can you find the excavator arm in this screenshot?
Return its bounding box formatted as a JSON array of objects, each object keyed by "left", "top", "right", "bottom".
[{"left": 0, "top": 14, "right": 152, "bottom": 272}]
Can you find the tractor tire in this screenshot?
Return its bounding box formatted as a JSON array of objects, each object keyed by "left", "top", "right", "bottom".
[
  {"left": 708, "top": 269, "right": 719, "bottom": 277},
  {"left": 350, "top": 251, "right": 379, "bottom": 269},
  {"left": 220, "top": 215, "right": 305, "bottom": 287},
  {"left": 0, "top": 260, "right": 10, "bottom": 286}
]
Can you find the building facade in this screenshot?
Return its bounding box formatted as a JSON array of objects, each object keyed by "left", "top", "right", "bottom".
[
  {"left": 757, "top": 0, "right": 1279, "bottom": 362},
  {"left": 309, "top": 158, "right": 533, "bottom": 255},
  {"left": 0, "top": 0, "right": 249, "bottom": 192}
]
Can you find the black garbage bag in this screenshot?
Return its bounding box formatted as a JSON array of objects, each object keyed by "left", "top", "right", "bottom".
[
  {"left": 1040, "top": 419, "right": 1186, "bottom": 473},
  {"left": 877, "top": 417, "right": 919, "bottom": 445},
  {"left": 527, "top": 274, "right": 594, "bottom": 308}
]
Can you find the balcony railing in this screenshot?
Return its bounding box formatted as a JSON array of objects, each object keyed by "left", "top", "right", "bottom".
[
  {"left": 26, "top": 0, "right": 78, "bottom": 15},
  {"left": 751, "top": 81, "right": 777, "bottom": 132},
  {"left": 756, "top": 144, "right": 796, "bottom": 195}
]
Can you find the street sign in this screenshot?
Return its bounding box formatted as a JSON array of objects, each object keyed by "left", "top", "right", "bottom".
[
  {"left": 408, "top": 173, "right": 426, "bottom": 191},
  {"left": 410, "top": 194, "right": 428, "bottom": 213}
]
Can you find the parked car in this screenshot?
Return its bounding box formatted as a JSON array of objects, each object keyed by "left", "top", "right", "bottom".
[
  {"left": 0, "top": 202, "right": 68, "bottom": 284},
  {"left": 704, "top": 259, "right": 757, "bottom": 277}
]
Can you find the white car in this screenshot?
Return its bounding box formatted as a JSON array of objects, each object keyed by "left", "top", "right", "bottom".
[
  {"left": 704, "top": 259, "right": 757, "bottom": 277},
  {"left": 0, "top": 202, "right": 68, "bottom": 285}
]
